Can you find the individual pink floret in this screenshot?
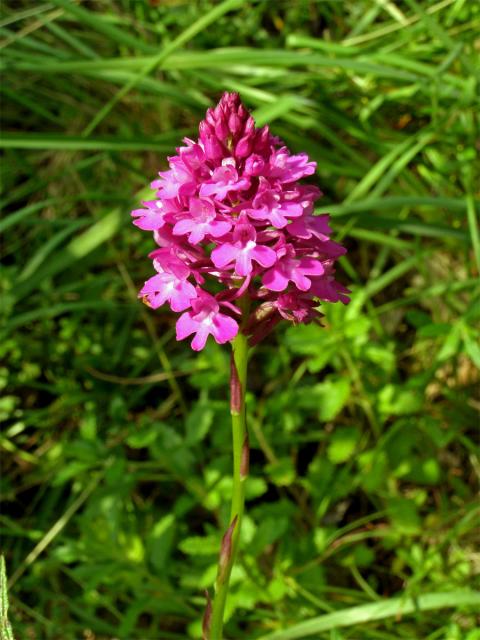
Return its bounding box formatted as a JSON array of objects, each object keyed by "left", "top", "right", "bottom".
[
  {"left": 248, "top": 181, "right": 304, "bottom": 228},
  {"left": 176, "top": 290, "right": 239, "bottom": 351},
  {"left": 275, "top": 292, "right": 316, "bottom": 323},
  {"left": 309, "top": 275, "right": 351, "bottom": 304},
  {"left": 173, "top": 198, "right": 231, "bottom": 244},
  {"left": 211, "top": 219, "right": 277, "bottom": 276},
  {"left": 262, "top": 245, "right": 324, "bottom": 292},
  {"left": 199, "top": 159, "right": 250, "bottom": 201},
  {"left": 268, "top": 147, "right": 317, "bottom": 183},
  {"left": 287, "top": 213, "right": 332, "bottom": 241},
  {"left": 131, "top": 201, "right": 167, "bottom": 231},
  {"left": 152, "top": 156, "right": 197, "bottom": 199},
  {"left": 140, "top": 273, "right": 196, "bottom": 312}
]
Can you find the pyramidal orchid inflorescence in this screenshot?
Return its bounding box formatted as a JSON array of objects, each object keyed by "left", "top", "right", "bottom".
[{"left": 132, "top": 92, "right": 349, "bottom": 350}]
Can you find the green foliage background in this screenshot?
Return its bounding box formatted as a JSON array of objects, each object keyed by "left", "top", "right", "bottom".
[{"left": 1, "top": 1, "right": 479, "bottom": 638}]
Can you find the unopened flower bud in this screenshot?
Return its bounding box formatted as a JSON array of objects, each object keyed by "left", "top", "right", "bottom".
[
  {"left": 259, "top": 125, "right": 270, "bottom": 144},
  {"left": 235, "top": 135, "right": 252, "bottom": 158},
  {"left": 244, "top": 116, "right": 255, "bottom": 133},
  {"left": 199, "top": 120, "right": 213, "bottom": 138},
  {"left": 204, "top": 135, "right": 224, "bottom": 161},
  {"left": 228, "top": 112, "right": 242, "bottom": 135},
  {"left": 205, "top": 108, "right": 216, "bottom": 127},
  {"left": 215, "top": 118, "right": 229, "bottom": 140}
]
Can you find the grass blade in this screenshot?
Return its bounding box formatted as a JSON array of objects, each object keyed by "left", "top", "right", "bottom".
[
  {"left": 259, "top": 591, "right": 480, "bottom": 639},
  {"left": 82, "top": 0, "right": 244, "bottom": 136},
  {"left": 0, "top": 132, "right": 190, "bottom": 151},
  {"left": 46, "top": 0, "right": 156, "bottom": 54},
  {"left": 466, "top": 191, "right": 480, "bottom": 274},
  {"left": 326, "top": 195, "right": 478, "bottom": 217}
]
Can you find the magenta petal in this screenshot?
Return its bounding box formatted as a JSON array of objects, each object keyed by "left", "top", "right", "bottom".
[
  {"left": 170, "top": 281, "right": 197, "bottom": 312},
  {"left": 208, "top": 220, "right": 232, "bottom": 238},
  {"left": 191, "top": 325, "right": 210, "bottom": 351},
  {"left": 286, "top": 218, "right": 309, "bottom": 238},
  {"left": 140, "top": 275, "right": 169, "bottom": 308},
  {"left": 235, "top": 251, "right": 252, "bottom": 276},
  {"left": 199, "top": 183, "right": 217, "bottom": 197},
  {"left": 246, "top": 208, "right": 265, "bottom": 221},
  {"left": 131, "top": 207, "right": 165, "bottom": 231},
  {"left": 311, "top": 215, "right": 332, "bottom": 238},
  {"left": 311, "top": 278, "right": 350, "bottom": 304},
  {"left": 251, "top": 245, "right": 276, "bottom": 268},
  {"left": 187, "top": 225, "right": 206, "bottom": 244},
  {"left": 173, "top": 219, "right": 194, "bottom": 236},
  {"left": 141, "top": 291, "right": 167, "bottom": 309},
  {"left": 263, "top": 267, "right": 289, "bottom": 292},
  {"left": 212, "top": 314, "right": 239, "bottom": 344},
  {"left": 189, "top": 197, "right": 216, "bottom": 218},
  {"left": 282, "top": 202, "right": 303, "bottom": 218},
  {"left": 299, "top": 258, "right": 325, "bottom": 276},
  {"left": 269, "top": 211, "right": 289, "bottom": 228},
  {"left": 291, "top": 272, "right": 311, "bottom": 291},
  {"left": 211, "top": 243, "right": 237, "bottom": 269},
  {"left": 178, "top": 182, "right": 198, "bottom": 197},
  {"left": 176, "top": 313, "right": 198, "bottom": 341}
]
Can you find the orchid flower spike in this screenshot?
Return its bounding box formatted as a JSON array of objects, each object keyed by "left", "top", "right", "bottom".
[{"left": 132, "top": 92, "right": 349, "bottom": 350}]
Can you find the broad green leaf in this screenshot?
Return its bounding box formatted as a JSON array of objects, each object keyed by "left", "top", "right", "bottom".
[
  {"left": 327, "top": 427, "right": 361, "bottom": 464},
  {"left": 265, "top": 458, "right": 296, "bottom": 487},
  {"left": 186, "top": 402, "right": 214, "bottom": 444},
  {"left": 148, "top": 515, "right": 176, "bottom": 572}
]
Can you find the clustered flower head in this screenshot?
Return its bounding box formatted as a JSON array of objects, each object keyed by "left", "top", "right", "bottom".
[{"left": 133, "top": 92, "right": 349, "bottom": 351}]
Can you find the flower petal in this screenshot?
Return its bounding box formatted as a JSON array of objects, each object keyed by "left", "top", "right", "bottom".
[
  {"left": 208, "top": 220, "right": 232, "bottom": 238},
  {"left": 211, "top": 243, "right": 237, "bottom": 269},
  {"left": 173, "top": 219, "right": 195, "bottom": 236},
  {"left": 191, "top": 325, "right": 210, "bottom": 351},
  {"left": 212, "top": 314, "right": 239, "bottom": 344},
  {"left": 170, "top": 281, "right": 197, "bottom": 312},
  {"left": 251, "top": 245, "right": 277, "bottom": 268},
  {"left": 262, "top": 267, "right": 289, "bottom": 292},
  {"left": 235, "top": 250, "right": 253, "bottom": 276},
  {"left": 176, "top": 312, "right": 198, "bottom": 341}
]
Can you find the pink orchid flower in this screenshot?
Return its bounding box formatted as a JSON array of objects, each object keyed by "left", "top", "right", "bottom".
[
  {"left": 132, "top": 92, "right": 348, "bottom": 350},
  {"left": 211, "top": 219, "right": 277, "bottom": 277},
  {"left": 176, "top": 290, "right": 239, "bottom": 351},
  {"left": 173, "top": 198, "right": 231, "bottom": 244}
]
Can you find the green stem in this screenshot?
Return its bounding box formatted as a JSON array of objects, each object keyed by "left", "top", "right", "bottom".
[{"left": 208, "top": 328, "right": 249, "bottom": 639}]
